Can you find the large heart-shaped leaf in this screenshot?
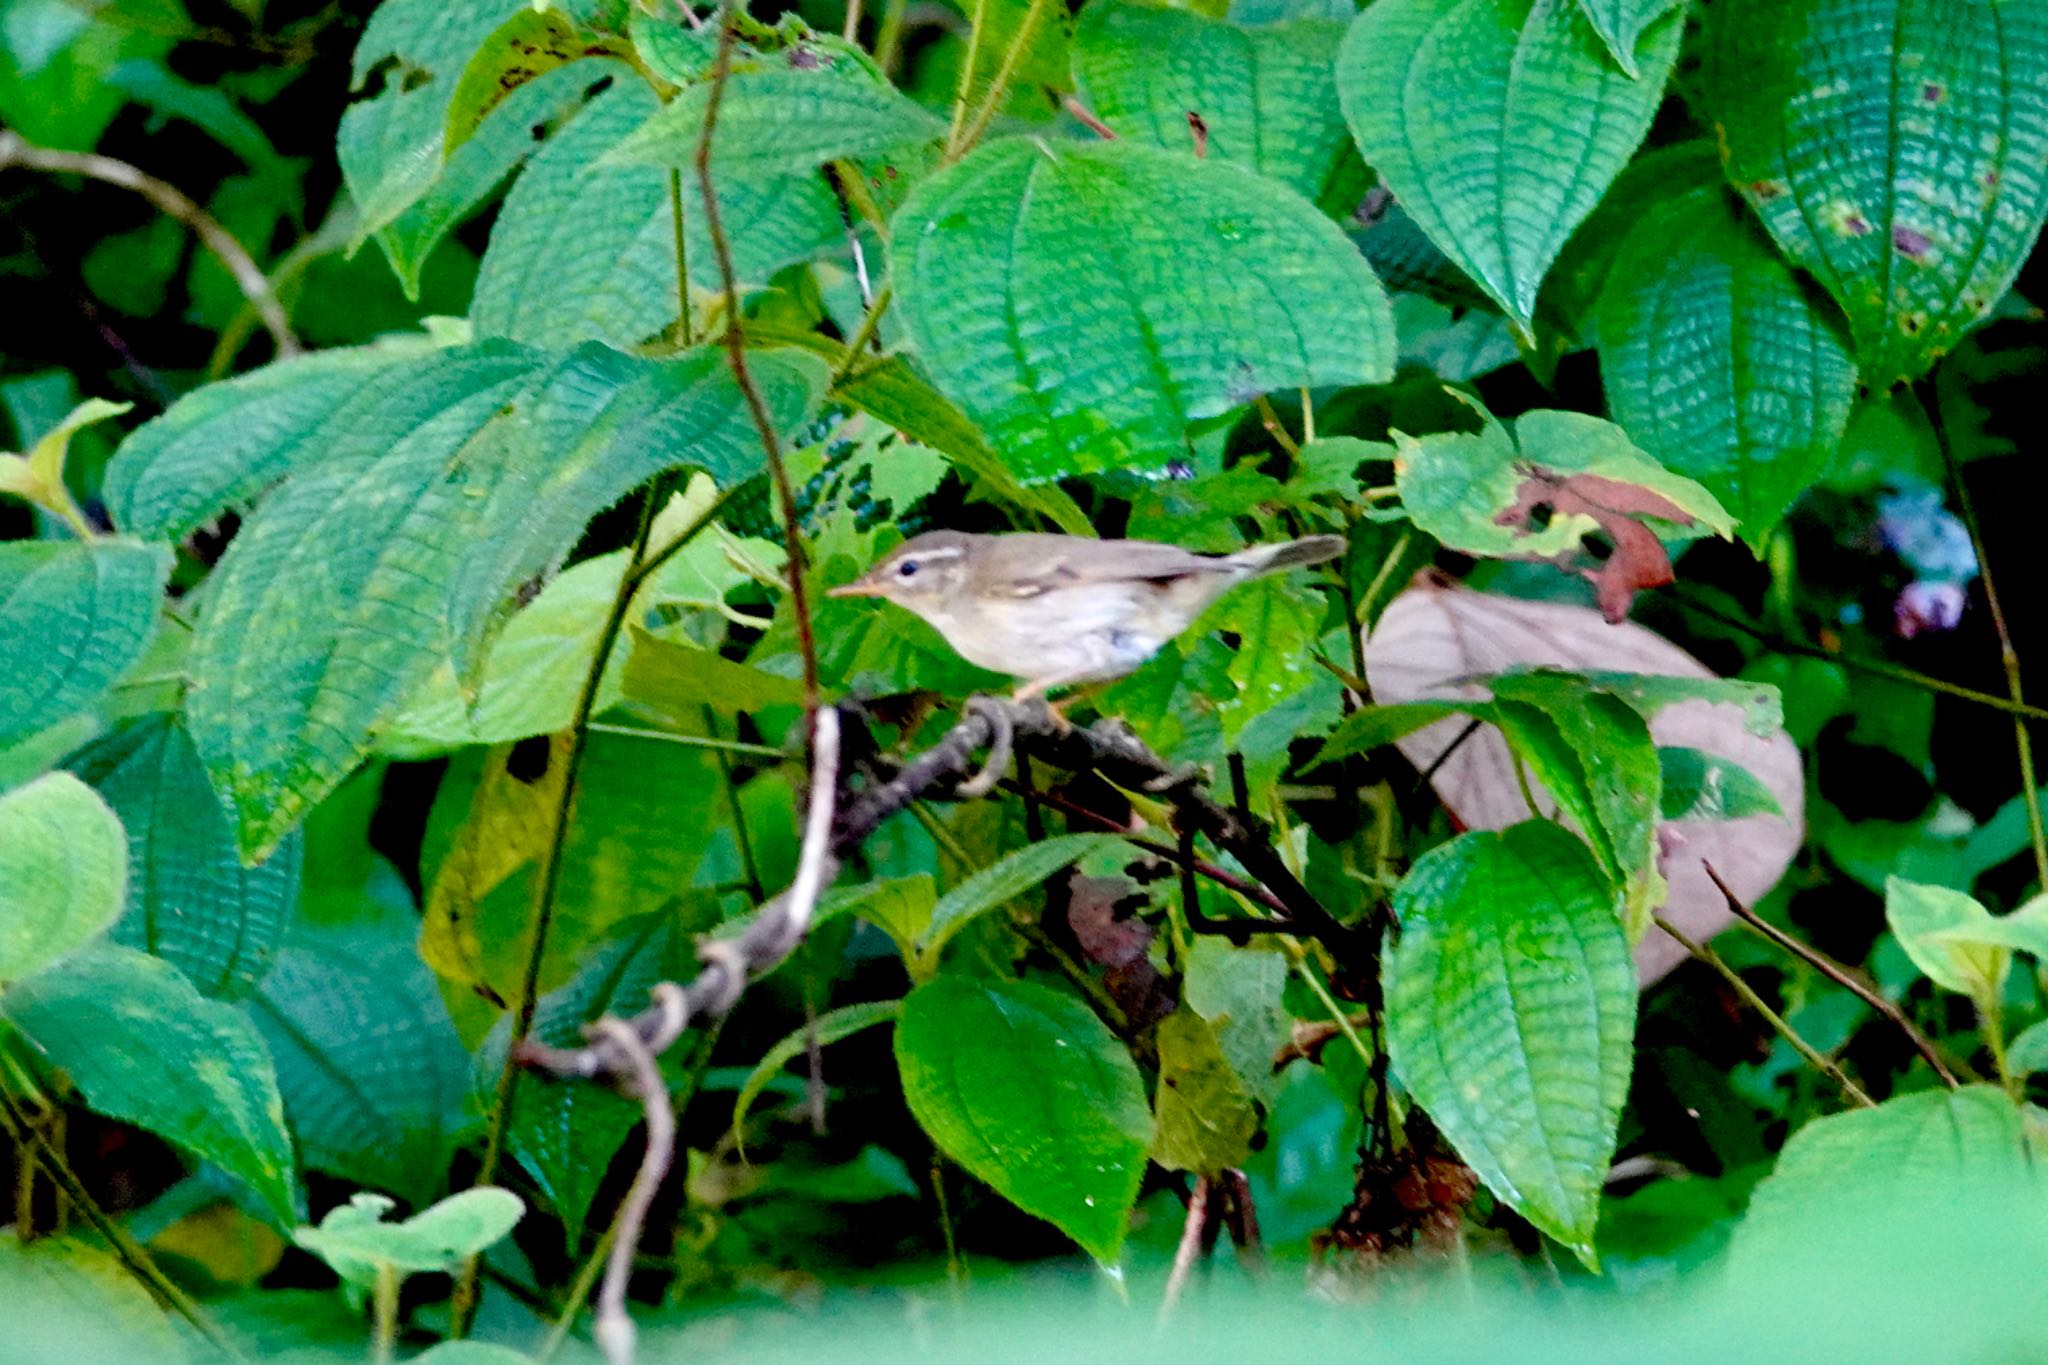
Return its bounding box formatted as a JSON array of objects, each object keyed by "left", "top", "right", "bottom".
[
  {"left": 1073, "top": 2, "right": 1360, "bottom": 204},
  {"left": 892, "top": 138, "right": 1393, "bottom": 483},
  {"left": 895, "top": 975, "right": 1152, "bottom": 1263},
  {"left": 1338, "top": 0, "right": 1683, "bottom": 330},
  {"left": 0, "top": 771, "right": 125, "bottom": 985},
  {"left": 1598, "top": 174, "right": 1859, "bottom": 546},
  {"left": 2, "top": 944, "right": 299, "bottom": 1224},
  {"left": 67, "top": 716, "right": 299, "bottom": 998},
  {"left": 1703, "top": 0, "right": 2048, "bottom": 383},
  {"left": 1384, "top": 821, "right": 1635, "bottom": 1263},
  {"left": 0, "top": 539, "right": 169, "bottom": 744}
]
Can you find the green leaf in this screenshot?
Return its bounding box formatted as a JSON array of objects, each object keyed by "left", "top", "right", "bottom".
[
  {"left": 732, "top": 999, "right": 904, "bottom": 1151},
  {"left": 814, "top": 875, "right": 937, "bottom": 961},
  {"left": 0, "top": 539, "right": 170, "bottom": 744},
  {"left": 1579, "top": 670, "right": 1784, "bottom": 737},
  {"left": 443, "top": 9, "right": 628, "bottom": 154},
  {"left": 1728, "top": 1087, "right": 2038, "bottom": 1276},
  {"left": 1181, "top": 938, "right": 1290, "bottom": 1104},
  {"left": 0, "top": 1236, "right": 186, "bottom": 1361},
  {"left": 1072, "top": 3, "right": 1360, "bottom": 203},
  {"left": 1316, "top": 700, "right": 1474, "bottom": 766},
  {"left": 1574, "top": 0, "right": 1687, "bottom": 77},
  {"left": 246, "top": 926, "right": 467, "bottom": 1204},
  {"left": 1885, "top": 876, "right": 2009, "bottom": 1004},
  {"left": 2008, "top": 1019, "right": 2048, "bottom": 1077},
  {"left": 892, "top": 138, "right": 1394, "bottom": 483},
  {"left": 0, "top": 396, "right": 130, "bottom": 522},
  {"left": 66, "top": 716, "right": 299, "bottom": 998},
  {"left": 608, "top": 67, "right": 945, "bottom": 175},
  {"left": 1338, "top": 0, "right": 1683, "bottom": 330},
  {"left": 917, "top": 833, "right": 1129, "bottom": 965},
  {"left": 184, "top": 342, "right": 819, "bottom": 859},
  {"left": 293, "top": 1187, "right": 522, "bottom": 1288},
  {"left": 1703, "top": 0, "right": 2048, "bottom": 383},
  {"left": 1657, "top": 746, "right": 1784, "bottom": 822},
  {"left": 895, "top": 976, "right": 1153, "bottom": 1263},
  {"left": 103, "top": 345, "right": 412, "bottom": 540},
  {"left": 2, "top": 945, "right": 299, "bottom": 1225},
  {"left": 622, "top": 629, "right": 807, "bottom": 717},
  {"left": 1598, "top": 178, "right": 1858, "bottom": 546},
  {"left": 1384, "top": 822, "right": 1635, "bottom": 1264},
  {"left": 470, "top": 78, "right": 843, "bottom": 349},
  {"left": 0, "top": 771, "right": 125, "bottom": 985},
  {"left": 1152, "top": 1007, "right": 1258, "bottom": 1173},
  {"left": 1205, "top": 574, "right": 1328, "bottom": 746}
]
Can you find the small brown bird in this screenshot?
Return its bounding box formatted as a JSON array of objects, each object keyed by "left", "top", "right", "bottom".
[{"left": 827, "top": 530, "right": 1346, "bottom": 699}]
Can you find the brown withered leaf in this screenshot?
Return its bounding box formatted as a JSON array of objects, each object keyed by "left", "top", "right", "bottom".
[{"left": 1495, "top": 467, "right": 1693, "bottom": 623}]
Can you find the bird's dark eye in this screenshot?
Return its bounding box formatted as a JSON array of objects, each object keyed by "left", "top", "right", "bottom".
[{"left": 896, "top": 559, "right": 919, "bottom": 578}]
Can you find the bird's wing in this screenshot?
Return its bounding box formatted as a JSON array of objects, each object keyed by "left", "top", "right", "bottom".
[{"left": 983, "top": 535, "right": 1232, "bottom": 597}]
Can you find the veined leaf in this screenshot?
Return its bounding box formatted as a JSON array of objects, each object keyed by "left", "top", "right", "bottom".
[
  {"left": 443, "top": 9, "right": 628, "bottom": 154},
  {"left": 2, "top": 945, "right": 299, "bottom": 1225},
  {"left": 1599, "top": 177, "right": 1858, "bottom": 546},
  {"left": 1658, "top": 746, "right": 1784, "bottom": 822},
  {"left": 608, "top": 67, "right": 945, "bottom": 175},
  {"left": 623, "top": 629, "right": 807, "bottom": 717},
  {"left": 1703, "top": 0, "right": 2048, "bottom": 383},
  {"left": 1338, "top": 0, "right": 1684, "bottom": 330},
  {"left": 892, "top": 138, "right": 1394, "bottom": 483},
  {"left": 67, "top": 716, "right": 299, "bottom": 999},
  {"left": 0, "top": 538, "right": 170, "bottom": 743},
  {"left": 1384, "top": 822, "right": 1635, "bottom": 1264},
  {"left": 1073, "top": 3, "right": 1360, "bottom": 204},
  {"left": 1318, "top": 700, "right": 1474, "bottom": 766},
  {"left": 470, "top": 78, "right": 844, "bottom": 350},
  {"left": 294, "top": 1188, "right": 522, "bottom": 1287},
  {"left": 1575, "top": 0, "right": 1687, "bottom": 77},
  {"left": 1151, "top": 1007, "right": 1257, "bottom": 1173},
  {"left": 0, "top": 771, "right": 125, "bottom": 985},
  {"left": 896, "top": 976, "right": 1152, "bottom": 1263},
  {"left": 1885, "top": 876, "right": 2011, "bottom": 1004},
  {"left": 918, "top": 833, "right": 1129, "bottom": 966},
  {"left": 732, "top": 999, "right": 904, "bottom": 1152},
  {"left": 185, "top": 342, "right": 820, "bottom": 858}
]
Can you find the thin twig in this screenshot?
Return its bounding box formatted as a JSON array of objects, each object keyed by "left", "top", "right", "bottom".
[
  {"left": 696, "top": 11, "right": 821, "bottom": 709},
  {"left": 590, "top": 999, "right": 681, "bottom": 1365},
  {"left": 0, "top": 130, "right": 299, "bottom": 361},
  {"left": 1063, "top": 97, "right": 1117, "bottom": 140},
  {"left": 1159, "top": 1175, "right": 1214, "bottom": 1322},
  {"left": 1924, "top": 380, "right": 2048, "bottom": 888},
  {"left": 1654, "top": 913, "right": 1874, "bottom": 1108},
  {"left": 537, "top": 1221, "right": 617, "bottom": 1363},
  {"left": 0, "top": 1087, "right": 244, "bottom": 1359},
  {"left": 1701, "top": 863, "right": 1962, "bottom": 1087},
  {"left": 1253, "top": 395, "right": 1301, "bottom": 456},
  {"left": 668, "top": 168, "right": 693, "bottom": 348}
]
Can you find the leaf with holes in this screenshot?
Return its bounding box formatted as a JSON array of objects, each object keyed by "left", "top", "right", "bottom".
[
  {"left": 2, "top": 945, "right": 299, "bottom": 1224},
  {"left": 896, "top": 976, "right": 1153, "bottom": 1263},
  {"left": 182, "top": 342, "right": 819, "bottom": 859},
  {"left": 1599, "top": 176, "right": 1858, "bottom": 546},
  {"left": 0, "top": 539, "right": 169, "bottom": 744},
  {"left": 1703, "top": 0, "right": 2048, "bottom": 383},
  {"left": 1073, "top": 3, "right": 1361, "bottom": 205},
  {"left": 1338, "top": 0, "right": 1683, "bottom": 330},
  {"left": 893, "top": 138, "right": 1393, "bottom": 483},
  {"left": 0, "top": 772, "right": 125, "bottom": 985},
  {"left": 1384, "top": 822, "right": 1635, "bottom": 1264},
  {"left": 67, "top": 716, "right": 299, "bottom": 998}
]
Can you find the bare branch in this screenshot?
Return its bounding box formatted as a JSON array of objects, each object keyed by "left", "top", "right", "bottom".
[
  {"left": 590, "top": 1004, "right": 679, "bottom": 1365},
  {"left": 1159, "top": 1175, "right": 1215, "bottom": 1322},
  {"left": 0, "top": 130, "right": 300, "bottom": 362}
]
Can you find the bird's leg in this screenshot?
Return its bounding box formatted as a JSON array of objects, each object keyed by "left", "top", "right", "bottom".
[{"left": 1010, "top": 672, "right": 1101, "bottom": 733}]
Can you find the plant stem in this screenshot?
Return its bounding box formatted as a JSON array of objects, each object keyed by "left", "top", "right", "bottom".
[
  {"left": 950, "top": 0, "right": 1051, "bottom": 158},
  {"left": 1279, "top": 939, "right": 1374, "bottom": 1073},
  {"left": 1924, "top": 380, "right": 2048, "bottom": 890},
  {"left": 945, "top": 0, "right": 990, "bottom": 153},
  {"left": 831, "top": 284, "right": 893, "bottom": 383},
  {"left": 371, "top": 1264, "right": 400, "bottom": 1365},
  {"left": 872, "top": 0, "right": 908, "bottom": 72},
  {"left": 1254, "top": 395, "right": 1301, "bottom": 456},
  {"left": 669, "top": 167, "right": 693, "bottom": 347},
  {"left": 583, "top": 721, "right": 784, "bottom": 761},
  {"left": 704, "top": 704, "right": 767, "bottom": 903},
  {"left": 1654, "top": 914, "right": 1874, "bottom": 1108},
  {"left": 537, "top": 1222, "right": 617, "bottom": 1363}
]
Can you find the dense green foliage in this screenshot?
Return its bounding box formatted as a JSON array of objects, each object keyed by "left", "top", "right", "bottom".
[{"left": 5, "top": 0, "right": 2048, "bottom": 1359}]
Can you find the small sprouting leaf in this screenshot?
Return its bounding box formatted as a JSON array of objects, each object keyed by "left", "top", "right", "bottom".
[
  {"left": 917, "top": 834, "right": 1129, "bottom": 965},
  {"left": 0, "top": 538, "right": 170, "bottom": 744},
  {"left": 1384, "top": 822, "right": 1635, "bottom": 1264},
  {"left": 293, "top": 1187, "right": 523, "bottom": 1288},
  {"left": 2, "top": 944, "right": 299, "bottom": 1225},
  {"left": 1598, "top": 176, "right": 1858, "bottom": 546},
  {"left": 67, "top": 716, "right": 299, "bottom": 998},
  {"left": 1338, "top": 0, "right": 1684, "bottom": 330},
  {"left": 1152, "top": 1008, "right": 1257, "bottom": 1174},
  {"left": 0, "top": 771, "right": 126, "bottom": 984},
  {"left": 1073, "top": 3, "right": 1360, "bottom": 203},
  {"left": 732, "top": 999, "right": 903, "bottom": 1151},
  {"left": 1885, "top": 877, "right": 2008, "bottom": 1004},
  {"left": 895, "top": 976, "right": 1153, "bottom": 1263},
  {"left": 1658, "top": 746, "right": 1784, "bottom": 822},
  {"left": 0, "top": 397, "right": 130, "bottom": 523},
  {"left": 893, "top": 138, "right": 1394, "bottom": 483},
  {"left": 1703, "top": 0, "right": 2048, "bottom": 383}
]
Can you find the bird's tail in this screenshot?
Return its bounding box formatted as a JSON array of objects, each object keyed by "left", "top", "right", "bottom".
[{"left": 1226, "top": 535, "right": 1346, "bottom": 576}]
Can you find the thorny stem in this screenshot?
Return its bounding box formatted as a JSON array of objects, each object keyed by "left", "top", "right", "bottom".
[
  {"left": 699, "top": 9, "right": 822, "bottom": 710},
  {"left": 0, "top": 1086, "right": 243, "bottom": 1359},
  {"left": 951, "top": 0, "right": 1052, "bottom": 157},
  {"left": 0, "top": 130, "right": 299, "bottom": 361},
  {"left": 945, "top": 0, "right": 991, "bottom": 152},
  {"left": 1654, "top": 914, "right": 1874, "bottom": 1109},
  {"left": 1924, "top": 379, "right": 2048, "bottom": 890}
]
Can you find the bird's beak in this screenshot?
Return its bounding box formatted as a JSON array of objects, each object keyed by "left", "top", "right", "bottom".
[{"left": 827, "top": 580, "right": 883, "bottom": 599}]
